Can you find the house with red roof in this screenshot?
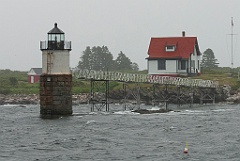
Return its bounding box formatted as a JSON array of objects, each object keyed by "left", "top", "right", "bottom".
[
  {"left": 147, "top": 32, "right": 201, "bottom": 77},
  {"left": 28, "top": 68, "right": 42, "bottom": 83}
]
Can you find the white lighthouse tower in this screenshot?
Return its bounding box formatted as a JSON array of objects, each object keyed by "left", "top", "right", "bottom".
[{"left": 40, "top": 23, "right": 72, "bottom": 116}]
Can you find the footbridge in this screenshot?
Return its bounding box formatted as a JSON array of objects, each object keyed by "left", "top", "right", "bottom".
[{"left": 73, "top": 69, "right": 218, "bottom": 111}]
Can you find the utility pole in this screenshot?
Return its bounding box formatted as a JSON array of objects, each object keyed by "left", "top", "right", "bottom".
[
  {"left": 231, "top": 17, "right": 234, "bottom": 71},
  {"left": 228, "top": 17, "right": 236, "bottom": 76}
]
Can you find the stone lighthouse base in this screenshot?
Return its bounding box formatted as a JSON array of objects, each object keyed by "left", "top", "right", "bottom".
[{"left": 40, "top": 74, "right": 72, "bottom": 116}]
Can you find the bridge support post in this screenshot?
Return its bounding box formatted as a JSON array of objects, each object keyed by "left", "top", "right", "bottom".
[
  {"left": 190, "top": 87, "right": 193, "bottom": 108},
  {"left": 122, "top": 82, "right": 141, "bottom": 110},
  {"left": 200, "top": 89, "right": 203, "bottom": 105},
  {"left": 152, "top": 84, "right": 156, "bottom": 106},
  {"left": 123, "top": 83, "right": 127, "bottom": 111},
  {"left": 105, "top": 80, "right": 109, "bottom": 111},
  {"left": 89, "top": 79, "right": 109, "bottom": 112},
  {"left": 199, "top": 87, "right": 216, "bottom": 104},
  {"left": 90, "top": 79, "right": 94, "bottom": 112},
  {"left": 164, "top": 84, "right": 169, "bottom": 110},
  {"left": 177, "top": 86, "right": 181, "bottom": 108}
]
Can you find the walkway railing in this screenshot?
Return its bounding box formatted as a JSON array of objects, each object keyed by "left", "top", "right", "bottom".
[{"left": 73, "top": 69, "right": 218, "bottom": 88}]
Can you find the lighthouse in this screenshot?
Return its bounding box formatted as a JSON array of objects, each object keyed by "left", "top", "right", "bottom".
[{"left": 40, "top": 23, "right": 72, "bottom": 116}]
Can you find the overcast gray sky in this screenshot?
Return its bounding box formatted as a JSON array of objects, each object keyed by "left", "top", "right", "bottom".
[{"left": 0, "top": 0, "right": 239, "bottom": 71}]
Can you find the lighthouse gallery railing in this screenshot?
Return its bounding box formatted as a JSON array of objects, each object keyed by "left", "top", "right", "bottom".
[{"left": 40, "top": 41, "right": 71, "bottom": 50}]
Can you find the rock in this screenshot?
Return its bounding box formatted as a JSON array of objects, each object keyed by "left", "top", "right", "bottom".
[
  {"left": 222, "top": 85, "right": 231, "bottom": 97},
  {"left": 132, "top": 108, "right": 172, "bottom": 114},
  {"left": 226, "top": 93, "right": 240, "bottom": 104}
]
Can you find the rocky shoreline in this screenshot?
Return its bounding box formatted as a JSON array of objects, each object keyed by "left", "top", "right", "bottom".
[
  {"left": 0, "top": 94, "right": 90, "bottom": 105},
  {"left": 0, "top": 94, "right": 39, "bottom": 105},
  {"left": 0, "top": 89, "right": 240, "bottom": 105}
]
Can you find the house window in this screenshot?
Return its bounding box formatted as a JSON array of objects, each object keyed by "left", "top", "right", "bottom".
[
  {"left": 178, "top": 60, "right": 187, "bottom": 70},
  {"left": 158, "top": 59, "right": 166, "bottom": 70},
  {"left": 165, "top": 45, "right": 176, "bottom": 52},
  {"left": 191, "top": 60, "right": 195, "bottom": 68}
]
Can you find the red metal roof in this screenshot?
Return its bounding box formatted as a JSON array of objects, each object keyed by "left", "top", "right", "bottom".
[{"left": 147, "top": 37, "right": 200, "bottom": 59}]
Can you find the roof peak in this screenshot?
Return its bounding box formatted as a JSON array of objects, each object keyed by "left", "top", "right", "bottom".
[
  {"left": 48, "top": 23, "right": 64, "bottom": 34},
  {"left": 151, "top": 36, "right": 196, "bottom": 39}
]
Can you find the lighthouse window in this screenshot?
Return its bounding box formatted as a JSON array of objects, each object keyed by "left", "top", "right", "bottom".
[
  {"left": 51, "top": 34, "right": 61, "bottom": 42},
  {"left": 47, "top": 77, "right": 51, "bottom": 82},
  {"left": 48, "top": 34, "right": 63, "bottom": 42},
  {"left": 61, "top": 34, "right": 65, "bottom": 41}
]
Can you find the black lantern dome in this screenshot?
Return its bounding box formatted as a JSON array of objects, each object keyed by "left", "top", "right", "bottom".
[{"left": 47, "top": 23, "right": 65, "bottom": 50}]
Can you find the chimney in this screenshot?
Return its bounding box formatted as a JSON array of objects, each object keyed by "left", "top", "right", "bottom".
[{"left": 182, "top": 31, "right": 185, "bottom": 37}]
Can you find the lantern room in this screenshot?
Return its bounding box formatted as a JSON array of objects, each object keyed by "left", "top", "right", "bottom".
[
  {"left": 47, "top": 23, "right": 65, "bottom": 50},
  {"left": 40, "top": 23, "right": 71, "bottom": 51},
  {"left": 48, "top": 24, "right": 65, "bottom": 41}
]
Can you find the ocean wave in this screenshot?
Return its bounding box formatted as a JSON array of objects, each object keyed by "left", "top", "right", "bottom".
[{"left": 113, "top": 111, "right": 140, "bottom": 115}]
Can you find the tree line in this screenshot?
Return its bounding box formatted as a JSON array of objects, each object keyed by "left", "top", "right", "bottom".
[
  {"left": 76, "top": 46, "right": 219, "bottom": 71},
  {"left": 77, "top": 46, "right": 139, "bottom": 71}
]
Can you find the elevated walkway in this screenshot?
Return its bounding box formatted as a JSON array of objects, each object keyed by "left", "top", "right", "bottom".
[
  {"left": 72, "top": 69, "right": 218, "bottom": 111},
  {"left": 73, "top": 69, "right": 218, "bottom": 88}
]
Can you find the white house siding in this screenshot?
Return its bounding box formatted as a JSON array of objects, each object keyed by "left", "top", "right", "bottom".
[
  {"left": 42, "top": 50, "right": 70, "bottom": 74},
  {"left": 148, "top": 59, "right": 178, "bottom": 75},
  {"left": 197, "top": 51, "right": 201, "bottom": 73},
  {"left": 190, "top": 47, "right": 201, "bottom": 73},
  {"left": 166, "top": 60, "right": 177, "bottom": 73},
  {"left": 148, "top": 60, "right": 158, "bottom": 74}
]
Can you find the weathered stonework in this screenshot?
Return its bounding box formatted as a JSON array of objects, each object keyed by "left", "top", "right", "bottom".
[{"left": 40, "top": 74, "right": 72, "bottom": 115}]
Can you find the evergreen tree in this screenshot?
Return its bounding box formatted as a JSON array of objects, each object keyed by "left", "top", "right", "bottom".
[
  {"left": 91, "top": 46, "right": 114, "bottom": 71},
  {"left": 115, "top": 51, "right": 132, "bottom": 71},
  {"left": 101, "top": 46, "right": 115, "bottom": 70},
  {"left": 77, "top": 46, "right": 114, "bottom": 71},
  {"left": 91, "top": 46, "right": 102, "bottom": 70},
  {"left": 201, "top": 48, "right": 218, "bottom": 68},
  {"left": 131, "top": 62, "right": 139, "bottom": 71},
  {"left": 77, "top": 46, "right": 139, "bottom": 72},
  {"left": 77, "top": 46, "right": 94, "bottom": 70}
]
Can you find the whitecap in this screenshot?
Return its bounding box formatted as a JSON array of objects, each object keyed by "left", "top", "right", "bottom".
[
  {"left": 86, "top": 120, "right": 96, "bottom": 124},
  {"left": 178, "top": 109, "right": 207, "bottom": 115},
  {"left": 212, "top": 109, "right": 234, "bottom": 112},
  {"left": 3, "top": 104, "right": 19, "bottom": 107},
  {"left": 148, "top": 107, "right": 160, "bottom": 111},
  {"left": 184, "top": 110, "right": 205, "bottom": 113},
  {"left": 113, "top": 111, "right": 140, "bottom": 115},
  {"left": 72, "top": 113, "right": 85, "bottom": 117},
  {"left": 88, "top": 112, "right": 98, "bottom": 115}
]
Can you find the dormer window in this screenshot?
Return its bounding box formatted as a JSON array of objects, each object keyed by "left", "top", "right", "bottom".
[{"left": 165, "top": 45, "right": 176, "bottom": 52}]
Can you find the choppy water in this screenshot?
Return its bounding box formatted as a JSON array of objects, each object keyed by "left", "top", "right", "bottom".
[{"left": 1, "top": 103, "right": 240, "bottom": 161}]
